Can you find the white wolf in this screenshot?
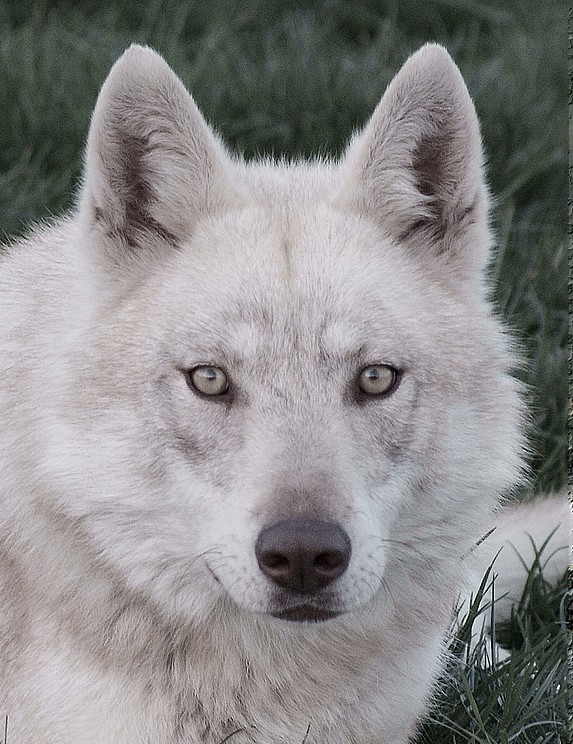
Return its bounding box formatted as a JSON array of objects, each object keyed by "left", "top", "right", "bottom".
[{"left": 0, "top": 44, "right": 568, "bottom": 743}]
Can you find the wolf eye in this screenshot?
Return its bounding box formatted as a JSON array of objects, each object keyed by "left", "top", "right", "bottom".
[
  {"left": 187, "top": 366, "right": 229, "bottom": 396},
  {"left": 357, "top": 365, "right": 399, "bottom": 396}
]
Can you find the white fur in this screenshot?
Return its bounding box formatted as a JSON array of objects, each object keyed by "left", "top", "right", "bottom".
[{"left": 0, "top": 44, "right": 568, "bottom": 743}]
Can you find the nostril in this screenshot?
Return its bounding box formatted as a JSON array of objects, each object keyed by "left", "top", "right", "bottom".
[
  {"left": 262, "top": 552, "right": 289, "bottom": 570},
  {"left": 314, "top": 551, "right": 345, "bottom": 573}
]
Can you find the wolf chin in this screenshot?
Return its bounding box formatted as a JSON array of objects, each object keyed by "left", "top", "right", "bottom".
[{"left": 0, "top": 44, "right": 567, "bottom": 743}]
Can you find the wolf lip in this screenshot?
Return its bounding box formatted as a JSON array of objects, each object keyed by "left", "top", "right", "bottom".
[{"left": 271, "top": 605, "right": 341, "bottom": 622}]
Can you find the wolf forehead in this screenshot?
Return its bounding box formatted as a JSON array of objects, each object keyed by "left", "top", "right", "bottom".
[
  {"left": 141, "top": 212, "right": 436, "bottom": 367},
  {"left": 159, "top": 182, "right": 413, "bottom": 282}
]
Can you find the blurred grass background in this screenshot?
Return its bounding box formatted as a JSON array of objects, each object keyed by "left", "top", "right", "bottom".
[{"left": 0, "top": 1, "right": 567, "bottom": 741}]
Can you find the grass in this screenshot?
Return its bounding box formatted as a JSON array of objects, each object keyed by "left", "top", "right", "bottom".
[
  {"left": 0, "top": 1, "right": 567, "bottom": 741},
  {"left": 420, "top": 550, "right": 569, "bottom": 743}
]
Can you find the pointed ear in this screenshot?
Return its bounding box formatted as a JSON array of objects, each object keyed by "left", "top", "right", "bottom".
[
  {"left": 339, "top": 44, "right": 490, "bottom": 284},
  {"left": 80, "top": 45, "right": 238, "bottom": 280}
]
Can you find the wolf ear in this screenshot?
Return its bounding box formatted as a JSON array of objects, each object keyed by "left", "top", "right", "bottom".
[
  {"left": 340, "top": 44, "right": 490, "bottom": 283},
  {"left": 81, "top": 45, "right": 237, "bottom": 279}
]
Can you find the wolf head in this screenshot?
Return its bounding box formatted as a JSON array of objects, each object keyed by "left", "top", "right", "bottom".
[{"left": 49, "top": 44, "right": 524, "bottom": 626}]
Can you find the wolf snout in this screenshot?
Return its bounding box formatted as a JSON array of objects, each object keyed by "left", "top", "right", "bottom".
[{"left": 255, "top": 518, "right": 351, "bottom": 593}]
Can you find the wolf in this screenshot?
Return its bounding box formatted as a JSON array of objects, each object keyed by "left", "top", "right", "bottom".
[{"left": 0, "top": 43, "right": 568, "bottom": 743}]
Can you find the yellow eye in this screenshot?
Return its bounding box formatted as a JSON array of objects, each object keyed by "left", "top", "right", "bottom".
[
  {"left": 357, "top": 365, "right": 398, "bottom": 396},
  {"left": 188, "top": 366, "right": 229, "bottom": 396}
]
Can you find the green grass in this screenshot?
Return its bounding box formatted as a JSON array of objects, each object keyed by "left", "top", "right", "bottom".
[
  {"left": 0, "top": 1, "right": 567, "bottom": 741},
  {"left": 421, "top": 551, "right": 569, "bottom": 743}
]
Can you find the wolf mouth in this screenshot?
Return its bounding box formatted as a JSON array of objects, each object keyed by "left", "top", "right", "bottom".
[
  {"left": 209, "top": 565, "right": 342, "bottom": 621},
  {"left": 271, "top": 604, "right": 341, "bottom": 622}
]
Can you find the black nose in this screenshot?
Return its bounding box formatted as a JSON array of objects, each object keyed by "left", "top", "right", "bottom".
[{"left": 255, "top": 518, "right": 351, "bottom": 594}]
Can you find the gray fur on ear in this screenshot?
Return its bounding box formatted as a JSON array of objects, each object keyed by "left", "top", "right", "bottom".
[
  {"left": 81, "top": 45, "right": 238, "bottom": 274},
  {"left": 340, "top": 44, "right": 490, "bottom": 282}
]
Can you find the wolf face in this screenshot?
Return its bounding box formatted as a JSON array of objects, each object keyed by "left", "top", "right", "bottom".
[
  {"left": 31, "top": 45, "right": 524, "bottom": 631},
  {"left": 0, "top": 42, "right": 538, "bottom": 744}
]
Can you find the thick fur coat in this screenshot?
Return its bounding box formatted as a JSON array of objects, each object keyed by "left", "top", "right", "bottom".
[{"left": 0, "top": 44, "right": 568, "bottom": 743}]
